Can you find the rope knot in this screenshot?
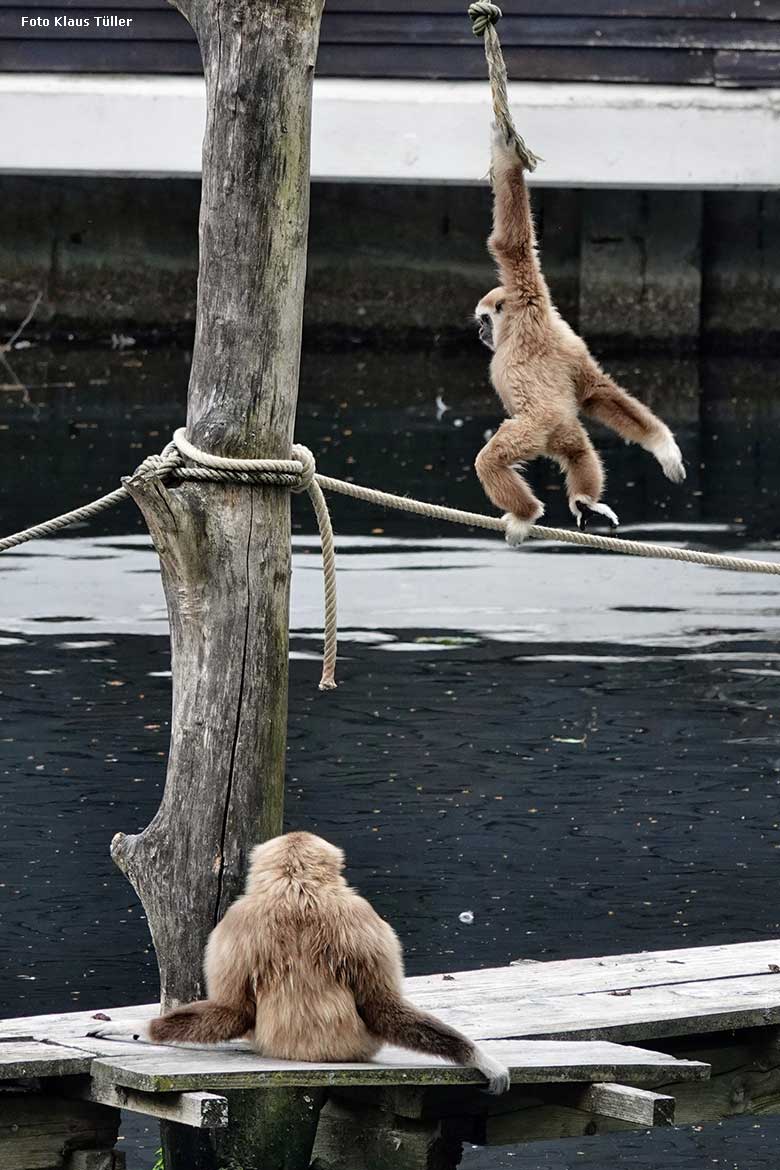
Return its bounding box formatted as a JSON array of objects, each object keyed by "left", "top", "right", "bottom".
[
  {"left": 130, "top": 445, "right": 181, "bottom": 484},
  {"left": 468, "top": 1, "right": 502, "bottom": 36},
  {"left": 291, "top": 444, "right": 316, "bottom": 493}
]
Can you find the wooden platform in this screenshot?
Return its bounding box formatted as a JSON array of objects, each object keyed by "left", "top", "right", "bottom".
[{"left": 2, "top": 939, "right": 780, "bottom": 1167}]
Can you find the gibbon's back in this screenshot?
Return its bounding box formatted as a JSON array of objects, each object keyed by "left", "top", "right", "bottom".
[
  {"left": 204, "top": 831, "right": 392, "bottom": 1061},
  {"left": 89, "top": 831, "right": 511, "bottom": 1093}
]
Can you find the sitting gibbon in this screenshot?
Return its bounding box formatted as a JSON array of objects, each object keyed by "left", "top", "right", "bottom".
[
  {"left": 474, "top": 128, "right": 685, "bottom": 545},
  {"left": 89, "top": 831, "right": 510, "bottom": 1094}
]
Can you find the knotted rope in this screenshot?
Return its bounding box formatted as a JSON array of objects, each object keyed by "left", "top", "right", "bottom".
[
  {"left": 2, "top": 433, "right": 780, "bottom": 693},
  {"left": 468, "top": 0, "right": 539, "bottom": 171},
  {"left": 170, "top": 429, "right": 338, "bottom": 690}
]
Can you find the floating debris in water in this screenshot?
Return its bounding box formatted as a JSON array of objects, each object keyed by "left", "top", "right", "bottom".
[{"left": 458, "top": 911, "right": 474, "bottom": 924}]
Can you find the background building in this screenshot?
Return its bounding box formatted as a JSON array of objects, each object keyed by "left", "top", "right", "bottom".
[{"left": 2, "top": 0, "right": 779, "bottom": 347}]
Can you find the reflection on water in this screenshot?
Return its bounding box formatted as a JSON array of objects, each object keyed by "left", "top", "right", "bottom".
[{"left": 1, "top": 347, "right": 780, "bottom": 1168}]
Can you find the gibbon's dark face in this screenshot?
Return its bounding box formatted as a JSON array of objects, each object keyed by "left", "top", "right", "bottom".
[{"left": 475, "top": 287, "right": 507, "bottom": 352}]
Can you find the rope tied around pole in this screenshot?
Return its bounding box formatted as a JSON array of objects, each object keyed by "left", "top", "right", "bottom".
[
  {"left": 468, "top": 0, "right": 539, "bottom": 171},
  {"left": 169, "top": 429, "right": 337, "bottom": 691},
  {"left": 2, "top": 430, "right": 780, "bottom": 696}
]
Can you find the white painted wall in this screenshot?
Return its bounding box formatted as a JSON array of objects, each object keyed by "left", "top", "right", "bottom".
[{"left": 1, "top": 73, "right": 779, "bottom": 188}]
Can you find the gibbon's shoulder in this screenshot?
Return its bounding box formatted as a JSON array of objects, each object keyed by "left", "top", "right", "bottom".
[
  {"left": 340, "top": 892, "right": 403, "bottom": 956},
  {"left": 341, "top": 888, "right": 385, "bottom": 922}
]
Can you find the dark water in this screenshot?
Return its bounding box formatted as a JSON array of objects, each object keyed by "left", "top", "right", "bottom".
[{"left": 1, "top": 344, "right": 780, "bottom": 1168}]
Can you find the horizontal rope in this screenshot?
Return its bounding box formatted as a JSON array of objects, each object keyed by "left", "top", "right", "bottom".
[
  {"left": 1, "top": 432, "right": 778, "bottom": 693},
  {"left": 0, "top": 448, "right": 181, "bottom": 555},
  {"left": 317, "top": 475, "right": 780, "bottom": 575}
]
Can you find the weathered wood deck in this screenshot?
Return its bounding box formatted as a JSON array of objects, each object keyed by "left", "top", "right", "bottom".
[{"left": 3, "top": 939, "right": 780, "bottom": 1169}]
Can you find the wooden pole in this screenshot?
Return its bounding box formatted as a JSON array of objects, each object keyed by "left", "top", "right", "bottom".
[
  {"left": 114, "top": 0, "right": 323, "bottom": 1008},
  {"left": 114, "top": 0, "right": 324, "bottom": 1161}
]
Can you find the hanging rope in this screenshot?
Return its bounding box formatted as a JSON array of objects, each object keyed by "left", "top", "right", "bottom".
[
  {"left": 467, "top": 0, "right": 539, "bottom": 170},
  {"left": 2, "top": 433, "right": 779, "bottom": 693}
]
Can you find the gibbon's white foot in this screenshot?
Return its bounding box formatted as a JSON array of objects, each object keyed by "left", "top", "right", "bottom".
[
  {"left": 571, "top": 496, "right": 620, "bottom": 531},
  {"left": 87, "top": 1019, "right": 153, "bottom": 1044},
  {"left": 649, "top": 429, "right": 686, "bottom": 484},
  {"left": 474, "top": 1046, "right": 512, "bottom": 1095},
  {"left": 503, "top": 506, "right": 544, "bottom": 546}
]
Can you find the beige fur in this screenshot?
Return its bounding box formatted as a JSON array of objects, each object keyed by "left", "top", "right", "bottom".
[
  {"left": 474, "top": 129, "right": 685, "bottom": 543},
  {"left": 88, "top": 832, "right": 510, "bottom": 1093}
]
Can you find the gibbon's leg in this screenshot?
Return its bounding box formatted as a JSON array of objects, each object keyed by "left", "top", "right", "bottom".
[
  {"left": 358, "top": 995, "right": 510, "bottom": 1095},
  {"left": 88, "top": 999, "right": 254, "bottom": 1046},
  {"left": 576, "top": 355, "right": 685, "bottom": 483},
  {"left": 475, "top": 418, "right": 545, "bottom": 546},
  {"left": 547, "top": 419, "right": 619, "bottom": 530}
]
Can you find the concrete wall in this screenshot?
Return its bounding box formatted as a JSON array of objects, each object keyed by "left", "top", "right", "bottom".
[{"left": 1, "top": 175, "right": 778, "bottom": 351}]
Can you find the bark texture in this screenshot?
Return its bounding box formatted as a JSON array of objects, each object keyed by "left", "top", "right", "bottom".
[{"left": 112, "top": 0, "right": 324, "bottom": 1007}]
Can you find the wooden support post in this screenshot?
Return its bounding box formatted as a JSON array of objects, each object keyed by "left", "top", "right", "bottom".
[
  {"left": 659, "top": 1028, "right": 780, "bottom": 1123},
  {"left": 107, "top": 0, "right": 324, "bottom": 1162},
  {"left": 64, "top": 1154, "right": 126, "bottom": 1170},
  {"left": 164, "top": 1088, "right": 326, "bottom": 1170},
  {"left": 0, "top": 1091, "right": 121, "bottom": 1170},
  {"left": 311, "top": 1094, "right": 463, "bottom": 1170}
]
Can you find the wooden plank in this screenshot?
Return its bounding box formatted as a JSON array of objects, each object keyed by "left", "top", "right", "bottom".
[
  {"left": 70, "top": 1078, "right": 228, "bottom": 1128},
  {"left": 316, "top": 45, "right": 715, "bottom": 82},
  {"left": 316, "top": 15, "right": 780, "bottom": 49},
  {"left": 0, "top": 1041, "right": 91, "bottom": 1080},
  {"left": 715, "top": 48, "right": 780, "bottom": 82},
  {"left": 570, "top": 1082, "right": 675, "bottom": 1125},
  {"left": 322, "top": 0, "right": 780, "bottom": 15},
  {"left": 5, "top": 943, "right": 780, "bottom": 1045},
  {"left": 408, "top": 939, "right": 780, "bottom": 1006},
  {"left": 0, "top": 40, "right": 715, "bottom": 83},
  {"left": 0, "top": 38, "right": 202, "bottom": 71},
  {"left": 420, "top": 974, "right": 780, "bottom": 1044},
  {"left": 3, "top": 943, "right": 780, "bottom": 1093},
  {"left": 6, "top": 9, "right": 765, "bottom": 50},
  {"left": 483, "top": 1082, "right": 676, "bottom": 1142},
  {"left": 92, "top": 1039, "right": 708, "bottom": 1093}
]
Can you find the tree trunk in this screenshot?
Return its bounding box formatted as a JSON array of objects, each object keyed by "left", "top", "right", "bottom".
[{"left": 112, "top": 0, "right": 324, "bottom": 1007}]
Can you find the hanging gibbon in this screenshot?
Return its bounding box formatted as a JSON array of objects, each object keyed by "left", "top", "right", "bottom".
[
  {"left": 88, "top": 831, "right": 510, "bottom": 1094},
  {"left": 474, "top": 127, "right": 685, "bottom": 545}
]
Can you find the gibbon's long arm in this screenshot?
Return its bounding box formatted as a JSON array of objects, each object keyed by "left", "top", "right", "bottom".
[
  {"left": 148, "top": 998, "right": 254, "bottom": 1044},
  {"left": 88, "top": 913, "right": 257, "bottom": 1047},
  {"left": 88, "top": 996, "right": 255, "bottom": 1046},
  {"left": 488, "top": 135, "right": 546, "bottom": 304},
  {"left": 349, "top": 917, "right": 510, "bottom": 1094},
  {"left": 356, "top": 986, "right": 509, "bottom": 1094}
]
